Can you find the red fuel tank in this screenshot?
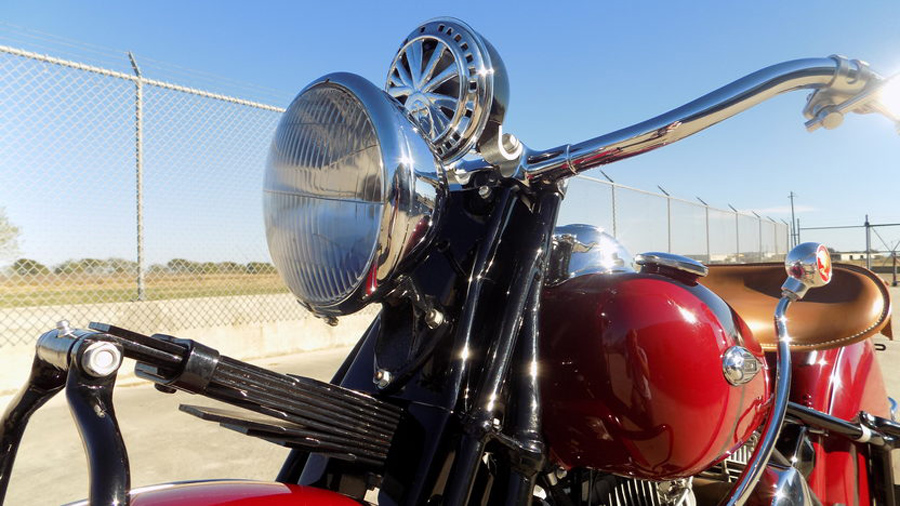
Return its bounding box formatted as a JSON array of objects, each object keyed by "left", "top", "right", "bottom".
[{"left": 539, "top": 267, "right": 771, "bottom": 480}]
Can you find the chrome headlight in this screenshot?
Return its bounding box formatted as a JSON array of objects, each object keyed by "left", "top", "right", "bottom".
[{"left": 264, "top": 73, "right": 445, "bottom": 317}]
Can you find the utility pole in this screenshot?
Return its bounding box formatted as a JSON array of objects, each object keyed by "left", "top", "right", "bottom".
[{"left": 788, "top": 191, "right": 797, "bottom": 248}]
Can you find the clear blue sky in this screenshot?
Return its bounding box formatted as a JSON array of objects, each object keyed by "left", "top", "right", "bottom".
[{"left": 2, "top": 1, "right": 900, "bottom": 261}]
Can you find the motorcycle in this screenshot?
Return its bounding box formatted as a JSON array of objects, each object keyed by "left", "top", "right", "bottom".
[{"left": 2, "top": 16, "right": 900, "bottom": 506}]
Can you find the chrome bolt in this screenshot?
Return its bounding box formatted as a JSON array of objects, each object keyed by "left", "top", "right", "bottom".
[
  {"left": 545, "top": 469, "right": 560, "bottom": 487},
  {"left": 477, "top": 186, "right": 492, "bottom": 199},
  {"left": 374, "top": 369, "right": 392, "bottom": 389},
  {"left": 80, "top": 341, "right": 123, "bottom": 378},
  {"left": 818, "top": 108, "right": 844, "bottom": 130},
  {"left": 501, "top": 133, "right": 520, "bottom": 154},
  {"left": 425, "top": 308, "right": 445, "bottom": 329},
  {"left": 56, "top": 320, "right": 72, "bottom": 337}
]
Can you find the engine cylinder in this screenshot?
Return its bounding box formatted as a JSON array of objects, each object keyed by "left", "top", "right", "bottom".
[{"left": 539, "top": 269, "right": 770, "bottom": 479}]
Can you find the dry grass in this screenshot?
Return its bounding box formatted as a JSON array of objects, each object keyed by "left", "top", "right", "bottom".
[{"left": 0, "top": 273, "right": 288, "bottom": 308}]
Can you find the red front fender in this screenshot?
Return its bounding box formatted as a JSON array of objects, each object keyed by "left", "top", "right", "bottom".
[{"left": 127, "top": 480, "right": 360, "bottom": 506}]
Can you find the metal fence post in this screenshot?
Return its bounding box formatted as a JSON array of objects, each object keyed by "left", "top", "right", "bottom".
[
  {"left": 658, "top": 186, "right": 672, "bottom": 253},
  {"left": 767, "top": 217, "right": 777, "bottom": 258},
  {"left": 865, "top": 214, "right": 872, "bottom": 270},
  {"left": 758, "top": 217, "right": 762, "bottom": 261},
  {"left": 729, "top": 205, "right": 739, "bottom": 262},
  {"left": 751, "top": 211, "right": 762, "bottom": 262},
  {"left": 611, "top": 184, "right": 617, "bottom": 238},
  {"left": 129, "top": 52, "right": 145, "bottom": 302},
  {"left": 780, "top": 219, "right": 790, "bottom": 256},
  {"left": 706, "top": 205, "right": 711, "bottom": 262},
  {"left": 667, "top": 196, "right": 672, "bottom": 253},
  {"left": 696, "top": 197, "right": 710, "bottom": 263}
]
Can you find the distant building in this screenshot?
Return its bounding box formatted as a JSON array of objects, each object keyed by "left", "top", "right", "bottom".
[{"left": 833, "top": 251, "right": 888, "bottom": 261}]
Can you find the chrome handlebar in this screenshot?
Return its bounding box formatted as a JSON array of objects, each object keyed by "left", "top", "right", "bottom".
[{"left": 514, "top": 56, "right": 882, "bottom": 185}]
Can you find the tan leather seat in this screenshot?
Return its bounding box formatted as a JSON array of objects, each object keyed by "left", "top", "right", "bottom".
[{"left": 701, "top": 263, "right": 892, "bottom": 351}]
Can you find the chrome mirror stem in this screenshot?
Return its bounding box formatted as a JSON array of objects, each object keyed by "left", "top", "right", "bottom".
[
  {"left": 521, "top": 57, "right": 878, "bottom": 185},
  {"left": 722, "top": 243, "right": 832, "bottom": 506},
  {"left": 722, "top": 296, "right": 793, "bottom": 506}
]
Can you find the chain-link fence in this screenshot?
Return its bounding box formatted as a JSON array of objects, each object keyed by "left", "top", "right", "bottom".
[
  {"left": 0, "top": 40, "right": 294, "bottom": 347},
  {"left": 560, "top": 175, "right": 789, "bottom": 263},
  {"left": 799, "top": 219, "right": 900, "bottom": 285},
  {"left": 0, "top": 38, "right": 788, "bottom": 348}
]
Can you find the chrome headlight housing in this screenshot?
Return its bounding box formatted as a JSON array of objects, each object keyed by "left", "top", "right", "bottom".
[{"left": 264, "top": 73, "right": 446, "bottom": 317}]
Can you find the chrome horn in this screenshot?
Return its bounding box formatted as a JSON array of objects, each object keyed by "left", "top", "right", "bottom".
[
  {"left": 385, "top": 17, "right": 510, "bottom": 165},
  {"left": 723, "top": 243, "right": 832, "bottom": 506}
]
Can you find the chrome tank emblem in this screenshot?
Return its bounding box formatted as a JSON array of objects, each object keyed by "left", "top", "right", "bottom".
[
  {"left": 722, "top": 346, "right": 761, "bottom": 386},
  {"left": 546, "top": 224, "right": 633, "bottom": 285}
]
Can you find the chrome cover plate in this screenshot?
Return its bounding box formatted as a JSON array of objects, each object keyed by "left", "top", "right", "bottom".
[{"left": 722, "top": 346, "right": 762, "bottom": 386}]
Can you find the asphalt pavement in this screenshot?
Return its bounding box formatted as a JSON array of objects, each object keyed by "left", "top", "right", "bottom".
[{"left": 4, "top": 306, "right": 900, "bottom": 505}]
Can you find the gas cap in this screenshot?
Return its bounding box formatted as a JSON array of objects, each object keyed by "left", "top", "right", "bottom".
[{"left": 635, "top": 252, "right": 708, "bottom": 281}]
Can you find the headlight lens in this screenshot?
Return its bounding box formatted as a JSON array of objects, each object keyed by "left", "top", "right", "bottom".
[{"left": 264, "top": 73, "right": 444, "bottom": 316}]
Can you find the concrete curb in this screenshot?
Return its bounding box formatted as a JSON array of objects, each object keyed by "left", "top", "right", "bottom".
[{"left": 0, "top": 300, "right": 378, "bottom": 398}]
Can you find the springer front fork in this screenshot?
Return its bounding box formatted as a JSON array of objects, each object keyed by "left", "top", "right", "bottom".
[
  {"left": 0, "top": 318, "right": 404, "bottom": 506},
  {"left": 0, "top": 322, "right": 129, "bottom": 505}
]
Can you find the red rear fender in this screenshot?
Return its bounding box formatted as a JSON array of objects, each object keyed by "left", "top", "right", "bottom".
[{"left": 127, "top": 480, "right": 360, "bottom": 506}]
